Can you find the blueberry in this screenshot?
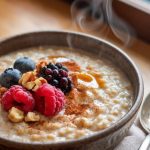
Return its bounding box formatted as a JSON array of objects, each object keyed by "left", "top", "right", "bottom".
[
  {"left": 13, "top": 57, "right": 35, "bottom": 73},
  {"left": 0, "top": 68, "right": 21, "bottom": 88}
]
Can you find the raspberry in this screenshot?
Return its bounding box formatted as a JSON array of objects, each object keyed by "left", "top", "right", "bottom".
[
  {"left": 1, "top": 85, "right": 35, "bottom": 113},
  {"left": 33, "top": 83, "right": 65, "bottom": 116}
]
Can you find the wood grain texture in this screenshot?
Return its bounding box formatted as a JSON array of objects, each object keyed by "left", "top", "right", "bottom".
[{"left": 0, "top": 0, "right": 149, "bottom": 149}]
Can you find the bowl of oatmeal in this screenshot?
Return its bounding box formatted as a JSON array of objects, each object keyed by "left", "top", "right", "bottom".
[{"left": 0, "top": 31, "right": 143, "bottom": 150}]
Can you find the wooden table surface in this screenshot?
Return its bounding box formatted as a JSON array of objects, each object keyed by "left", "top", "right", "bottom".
[{"left": 0, "top": 0, "right": 149, "bottom": 92}]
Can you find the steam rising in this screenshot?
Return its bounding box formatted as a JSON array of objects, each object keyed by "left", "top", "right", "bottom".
[{"left": 71, "top": 0, "right": 135, "bottom": 46}]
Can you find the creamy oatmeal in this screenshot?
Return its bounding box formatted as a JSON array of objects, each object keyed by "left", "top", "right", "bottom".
[{"left": 0, "top": 47, "right": 133, "bottom": 143}]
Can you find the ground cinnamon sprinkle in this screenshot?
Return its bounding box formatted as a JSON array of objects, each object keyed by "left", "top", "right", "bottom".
[
  {"left": 28, "top": 120, "right": 45, "bottom": 129},
  {"left": 65, "top": 100, "right": 89, "bottom": 115},
  {"left": 61, "top": 61, "right": 81, "bottom": 72}
]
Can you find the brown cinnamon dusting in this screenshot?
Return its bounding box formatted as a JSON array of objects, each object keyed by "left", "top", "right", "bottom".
[
  {"left": 65, "top": 85, "right": 103, "bottom": 116},
  {"left": 65, "top": 88, "right": 90, "bottom": 115},
  {"left": 65, "top": 100, "right": 89, "bottom": 115},
  {"left": 61, "top": 61, "right": 81, "bottom": 72},
  {"left": 37, "top": 56, "right": 81, "bottom": 73},
  {"left": 70, "top": 73, "right": 78, "bottom": 87},
  {"left": 47, "top": 55, "right": 65, "bottom": 59},
  {"left": 67, "top": 88, "right": 87, "bottom": 102},
  {"left": 28, "top": 120, "right": 45, "bottom": 129}
]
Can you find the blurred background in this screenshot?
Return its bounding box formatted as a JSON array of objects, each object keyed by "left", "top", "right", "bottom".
[
  {"left": 0, "top": 0, "right": 149, "bottom": 42},
  {"left": 0, "top": 0, "right": 149, "bottom": 95}
]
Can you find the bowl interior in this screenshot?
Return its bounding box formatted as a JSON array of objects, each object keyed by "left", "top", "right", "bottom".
[{"left": 0, "top": 31, "right": 143, "bottom": 148}]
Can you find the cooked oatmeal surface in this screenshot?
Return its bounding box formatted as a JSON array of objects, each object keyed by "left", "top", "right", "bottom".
[{"left": 0, "top": 47, "right": 133, "bottom": 143}]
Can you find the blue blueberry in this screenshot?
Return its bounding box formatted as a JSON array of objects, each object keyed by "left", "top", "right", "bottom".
[
  {"left": 0, "top": 68, "right": 21, "bottom": 88},
  {"left": 13, "top": 57, "right": 35, "bottom": 73}
]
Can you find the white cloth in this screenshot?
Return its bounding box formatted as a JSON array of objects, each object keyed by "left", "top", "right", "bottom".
[{"left": 114, "top": 124, "right": 146, "bottom": 150}]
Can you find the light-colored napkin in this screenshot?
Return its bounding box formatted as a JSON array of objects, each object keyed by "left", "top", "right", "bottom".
[{"left": 114, "top": 124, "right": 146, "bottom": 150}]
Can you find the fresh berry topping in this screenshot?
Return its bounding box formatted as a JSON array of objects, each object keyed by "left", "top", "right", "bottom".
[
  {"left": 14, "top": 57, "right": 35, "bottom": 73},
  {"left": 59, "top": 69, "right": 68, "bottom": 77},
  {"left": 33, "top": 83, "right": 65, "bottom": 116},
  {"left": 61, "top": 66, "right": 68, "bottom": 72},
  {"left": 1, "top": 85, "right": 35, "bottom": 113},
  {"left": 45, "top": 68, "right": 53, "bottom": 75},
  {"left": 55, "top": 63, "right": 62, "bottom": 69},
  {"left": 60, "top": 77, "right": 68, "bottom": 87},
  {"left": 41, "top": 66, "right": 47, "bottom": 74},
  {"left": 53, "top": 69, "right": 59, "bottom": 77},
  {"left": 39, "top": 63, "right": 72, "bottom": 94},
  {"left": 46, "top": 75, "right": 53, "bottom": 82},
  {"left": 52, "top": 79, "right": 59, "bottom": 87},
  {"left": 0, "top": 68, "right": 21, "bottom": 88},
  {"left": 47, "top": 63, "right": 58, "bottom": 70}
]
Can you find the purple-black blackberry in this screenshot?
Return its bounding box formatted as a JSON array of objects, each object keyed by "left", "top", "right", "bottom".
[{"left": 39, "top": 63, "right": 72, "bottom": 93}]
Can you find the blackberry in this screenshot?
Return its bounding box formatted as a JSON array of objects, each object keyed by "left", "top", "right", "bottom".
[{"left": 39, "top": 62, "right": 72, "bottom": 94}]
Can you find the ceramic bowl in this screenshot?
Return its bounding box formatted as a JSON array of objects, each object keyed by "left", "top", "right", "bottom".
[{"left": 0, "top": 31, "right": 144, "bottom": 150}]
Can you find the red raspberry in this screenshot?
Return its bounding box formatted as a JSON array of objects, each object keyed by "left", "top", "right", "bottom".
[
  {"left": 33, "top": 83, "right": 65, "bottom": 116},
  {"left": 1, "top": 85, "right": 35, "bottom": 113}
]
